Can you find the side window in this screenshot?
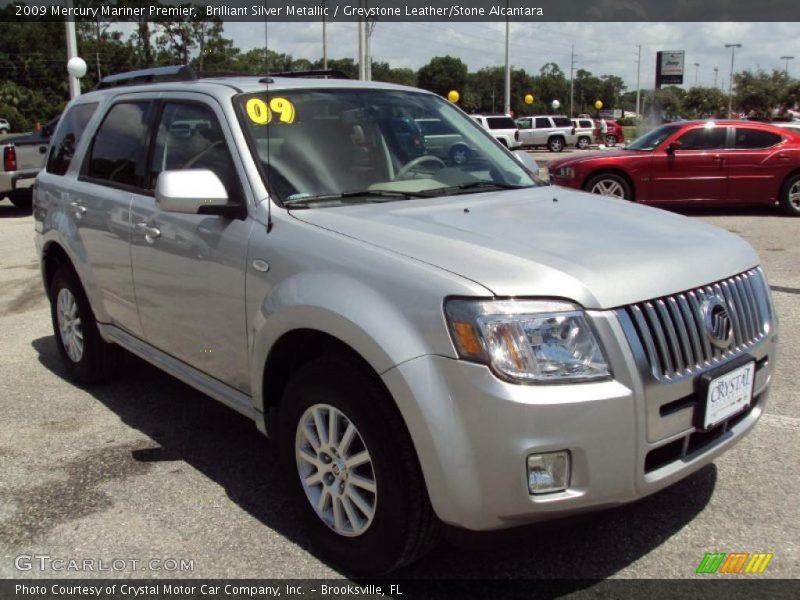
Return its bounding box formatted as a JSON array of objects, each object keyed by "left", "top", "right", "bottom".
[
  {"left": 517, "top": 118, "right": 531, "bottom": 129},
  {"left": 85, "top": 102, "right": 151, "bottom": 187},
  {"left": 535, "top": 117, "right": 550, "bottom": 128},
  {"left": 581, "top": 120, "right": 594, "bottom": 128},
  {"left": 149, "top": 102, "right": 241, "bottom": 203},
  {"left": 733, "top": 128, "right": 782, "bottom": 149},
  {"left": 552, "top": 117, "right": 571, "bottom": 127},
  {"left": 676, "top": 127, "right": 728, "bottom": 150},
  {"left": 46, "top": 103, "right": 98, "bottom": 176}
]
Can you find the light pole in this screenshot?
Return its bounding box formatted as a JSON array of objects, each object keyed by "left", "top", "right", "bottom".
[
  {"left": 694, "top": 62, "right": 700, "bottom": 84},
  {"left": 725, "top": 43, "right": 742, "bottom": 118},
  {"left": 780, "top": 55, "right": 794, "bottom": 75},
  {"left": 713, "top": 67, "right": 718, "bottom": 88}
]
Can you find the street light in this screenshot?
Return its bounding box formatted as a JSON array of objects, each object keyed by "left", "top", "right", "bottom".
[
  {"left": 713, "top": 67, "right": 719, "bottom": 88},
  {"left": 725, "top": 43, "right": 742, "bottom": 118},
  {"left": 694, "top": 62, "right": 700, "bottom": 84},
  {"left": 780, "top": 55, "right": 794, "bottom": 75}
]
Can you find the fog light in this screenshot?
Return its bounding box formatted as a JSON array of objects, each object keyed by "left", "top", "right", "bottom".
[{"left": 527, "top": 451, "right": 570, "bottom": 494}]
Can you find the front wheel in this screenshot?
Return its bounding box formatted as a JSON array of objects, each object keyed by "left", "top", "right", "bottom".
[
  {"left": 584, "top": 173, "right": 632, "bottom": 200},
  {"left": 49, "top": 266, "right": 122, "bottom": 383},
  {"left": 605, "top": 134, "right": 618, "bottom": 147},
  {"left": 576, "top": 136, "right": 591, "bottom": 150},
  {"left": 780, "top": 174, "right": 800, "bottom": 216},
  {"left": 279, "top": 356, "right": 440, "bottom": 575},
  {"left": 449, "top": 144, "right": 471, "bottom": 165}
]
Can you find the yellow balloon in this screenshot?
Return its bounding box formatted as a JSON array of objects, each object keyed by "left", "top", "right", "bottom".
[
  {"left": 594, "top": 100, "right": 603, "bottom": 110},
  {"left": 524, "top": 93, "right": 534, "bottom": 105},
  {"left": 447, "top": 90, "right": 460, "bottom": 103}
]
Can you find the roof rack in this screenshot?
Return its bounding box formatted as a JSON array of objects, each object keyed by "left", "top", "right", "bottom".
[
  {"left": 261, "top": 69, "right": 351, "bottom": 82},
  {"left": 96, "top": 65, "right": 197, "bottom": 89}
]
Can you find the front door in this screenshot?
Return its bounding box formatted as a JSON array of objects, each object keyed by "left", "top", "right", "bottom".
[
  {"left": 129, "top": 98, "right": 253, "bottom": 392},
  {"left": 724, "top": 127, "right": 787, "bottom": 204},
  {"left": 649, "top": 125, "right": 730, "bottom": 203}
]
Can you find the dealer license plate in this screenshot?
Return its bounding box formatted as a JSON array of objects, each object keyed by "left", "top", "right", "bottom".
[{"left": 703, "top": 361, "right": 755, "bottom": 429}]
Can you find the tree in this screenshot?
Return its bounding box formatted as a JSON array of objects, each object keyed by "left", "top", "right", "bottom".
[
  {"left": 417, "top": 55, "right": 467, "bottom": 99},
  {"left": 371, "top": 62, "right": 416, "bottom": 87},
  {"left": 531, "top": 62, "right": 568, "bottom": 115},
  {"left": 734, "top": 69, "right": 790, "bottom": 118},
  {"left": 683, "top": 86, "right": 728, "bottom": 118}
]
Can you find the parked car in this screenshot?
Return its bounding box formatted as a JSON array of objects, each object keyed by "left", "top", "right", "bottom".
[
  {"left": 773, "top": 121, "right": 800, "bottom": 135},
  {"left": 515, "top": 115, "right": 576, "bottom": 152},
  {"left": 415, "top": 117, "right": 474, "bottom": 164},
  {"left": 1, "top": 117, "right": 58, "bottom": 209},
  {"left": 549, "top": 120, "right": 800, "bottom": 215},
  {"left": 36, "top": 69, "right": 777, "bottom": 575},
  {"left": 470, "top": 114, "right": 521, "bottom": 149},
  {"left": 595, "top": 118, "right": 625, "bottom": 146},
  {"left": 0, "top": 118, "right": 10, "bottom": 133},
  {"left": 571, "top": 117, "right": 595, "bottom": 149}
]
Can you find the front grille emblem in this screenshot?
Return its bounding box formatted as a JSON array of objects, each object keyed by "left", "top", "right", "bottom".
[{"left": 702, "top": 296, "right": 734, "bottom": 349}]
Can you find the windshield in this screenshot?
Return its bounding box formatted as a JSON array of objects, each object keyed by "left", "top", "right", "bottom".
[
  {"left": 236, "top": 89, "right": 538, "bottom": 207},
  {"left": 626, "top": 124, "right": 683, "bottom": 151}
]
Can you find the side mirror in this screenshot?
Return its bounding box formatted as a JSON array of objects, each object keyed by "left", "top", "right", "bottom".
[
  {"left": 156, "top": 169, "right": 237, "bottom": 217},
  {"left": 666, "top": 141, "right": 682, "bottom": 154},
  {"left": 513, "top": 149, "right": 539, "bottom": 173}
]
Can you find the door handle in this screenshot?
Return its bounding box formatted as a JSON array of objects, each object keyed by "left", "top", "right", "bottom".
[
  {"left": 69, "top": 201, "right": 86, "bottom": 218},
  {"left": 134, "top": 221, "right": 161, "bottom": 242}
]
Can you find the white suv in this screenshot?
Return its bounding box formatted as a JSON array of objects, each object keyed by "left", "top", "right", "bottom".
[
  {"left": 516, "top": 115, "right": 577, "bottom": 152},
  {"left": 571, "top": 117, "right": 596, "bottom": 149},
  {"left": 0, "top": 118, "right": 10, "bottom": 133},
  {"left": 470, "top": 114, "right": 521, "bottom": 149}
]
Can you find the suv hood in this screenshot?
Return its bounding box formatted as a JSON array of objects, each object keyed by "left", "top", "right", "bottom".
[{"left": 290, "top": 188, "right": 759, "bottom": 309}]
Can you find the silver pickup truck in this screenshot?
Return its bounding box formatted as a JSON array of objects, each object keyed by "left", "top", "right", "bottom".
[
  {"left": 35, "top": 67, "right": 777, "bottom": 575},
  {"left": 1, "top": 122, "right": 55, "bottom": 209}
]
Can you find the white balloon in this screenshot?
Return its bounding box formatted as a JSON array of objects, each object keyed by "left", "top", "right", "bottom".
[
  {"left": 551, "top": 99, "right": 561, "bottom": 110},
  {"left": 67, "top": 57, "right": 88, "bottom": 79}
]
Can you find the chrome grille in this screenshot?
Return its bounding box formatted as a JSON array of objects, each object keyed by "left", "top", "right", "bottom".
[{"left": 623, "top": 269, "right": 771, "bottom": 380}]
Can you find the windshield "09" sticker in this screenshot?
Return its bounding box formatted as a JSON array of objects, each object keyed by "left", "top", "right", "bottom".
[{"left": 246, "top": 97, "right": 296, "bottom": 125}]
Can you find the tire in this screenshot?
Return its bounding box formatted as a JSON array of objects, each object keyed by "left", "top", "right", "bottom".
[
  {"left": 584, "top": 173, "right": 632, "bottom": 200},
  {"left": 278, "top": 356, "right": 440, "bottom": 575},
  {"left": 577, "top": 136, "right": 591, "bottom": 150},
  {"left": 49, "top": 266, "right": 122, "bottom": 383},
  {"left": 605, "top": 134, "right": 618, "bottom": 147},
  {"left": 9, "top": 189, "right": 32, "bottom": 210},
  {"left": 449, "top": 144, "right": 471, "bottom": 165},
  {"left": 548, "top": 136, "right": 565, "bottom": 152},
  {"left": 780, "top": 173, "right": 800, "bottom": 216}
]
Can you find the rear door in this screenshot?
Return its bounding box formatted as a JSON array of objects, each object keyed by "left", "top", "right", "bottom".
[
  {"left": 129, "top": 96, "right": 253, "bottom": 392},
  {"left": 533, "top": 117, "right": 552, "bottom": 145},
  {"left": 724, "top": 127, "right": 789, "bottom": 204},
  {"left": 649, "top": 125, "right": 730, "bottom": 203}
]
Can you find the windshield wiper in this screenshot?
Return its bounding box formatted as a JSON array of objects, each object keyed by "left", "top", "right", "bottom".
[
  {"left": 418, "top": 181, "right": 530, "bottom": 197},
  {"left": 283, "top": 189, "right": 426, "bottom": 207}
]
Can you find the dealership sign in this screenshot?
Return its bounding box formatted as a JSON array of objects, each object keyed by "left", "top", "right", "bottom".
[{"left": 656, "top": 50, "right": 685, "bottom": 86}]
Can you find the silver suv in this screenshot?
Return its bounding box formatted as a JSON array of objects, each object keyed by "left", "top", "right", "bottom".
[
  {"left": 34, "top": 68, "right": 777, "bottom": 575},
  {"left": 516, "top": 115, "right": 577, "bottom": 151}
]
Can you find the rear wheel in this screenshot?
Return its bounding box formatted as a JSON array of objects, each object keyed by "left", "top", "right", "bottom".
[
  {"left": 278, "top": 356, "right": 440, "bottom": 575},
  {"left": 449, "top": 144, "right": 471, "bottom": 165},
  {"left": 780, "top": 173, "right": 800, "bottom": 216},
  {"left": 9, "top": 189, "right": 32, "bottom": 210},
  {"left": 605, "top": 134, "right": 618, "bottom": 147},
  {"left": 577, "top": 136, "right": 591, "bottom": 150},
  {"left": 548, "top": 136, "right": 565, "bottom": 152},
  {"left": 49, "top": 266, "right": 121, "bottom": 383},
  {"left": 584, "top": 173, "right": 632, "bottom": 200}
]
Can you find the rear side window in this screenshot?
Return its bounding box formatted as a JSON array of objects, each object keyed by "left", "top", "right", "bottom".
[
  {"left": 676, "top": 127, "right": 728, "bottom": 150},
  {"left": 580, "top": 119, "right": 594, "bottom": 128},
  {"left": 516, "top": 118, "right": 532, "bottom": 129},
  {"left": 552, "top": 117, "right": 571, "bottom": 127},
  {"left": 487, "top": 117, "right": 516, "bottom": 130},
  {"left": 46, "top": 103, "right": 98, "bottom": 175},
  {"left": 535, "top": 117, "right": 550, "bottom": 128},
  {"left": 85, "top": 102, "right": 151, "bottom": 188},
  {"left": 733, "top": 128, "right": 782, "bottom": 149}
]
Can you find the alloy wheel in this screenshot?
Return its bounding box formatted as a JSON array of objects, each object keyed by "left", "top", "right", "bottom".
[
  {"left": 57, "top": 288, "right": 84, "bottom": 362},
  {"left": 591, "top": 178, "right": 626, "bottom": 198},
  {"left": 295, "top": 403, "right": 378, "bottom": 537}
]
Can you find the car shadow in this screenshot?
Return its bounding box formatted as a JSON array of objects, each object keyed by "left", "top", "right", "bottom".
[
  {"left": 31, "top": 335, "right": 716, "bottom": 586},
  {"left": 671, "top": 205, "right": 782, "bottom": 218},
  {"left": 0, "top": 200, "right": 32, "bottom": 218}
]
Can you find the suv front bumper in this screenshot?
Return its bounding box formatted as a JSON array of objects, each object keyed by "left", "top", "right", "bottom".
[{"left": 381, "top": 312, "right": 776, "bottom": 531}]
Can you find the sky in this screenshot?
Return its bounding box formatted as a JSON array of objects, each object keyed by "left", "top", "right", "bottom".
[{"left": 215, "top": 20, "right": 799, "bottom": 93}]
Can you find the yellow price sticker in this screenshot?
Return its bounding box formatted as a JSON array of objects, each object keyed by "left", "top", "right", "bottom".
[{"left": 245, "top": 97, "right": 296, "bottom": 125}]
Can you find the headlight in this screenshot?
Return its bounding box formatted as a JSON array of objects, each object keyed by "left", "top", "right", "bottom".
[
  {"left": 555, "top": 166, "right": 575, "bottom": 179},
  {"left": 445, "top": 299, "right": 610, "bottom": 383}
]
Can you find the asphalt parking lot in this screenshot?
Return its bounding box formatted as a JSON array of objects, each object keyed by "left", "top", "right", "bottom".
[{"left": 0, "top": 197, "right": 798, "bottom": 582}]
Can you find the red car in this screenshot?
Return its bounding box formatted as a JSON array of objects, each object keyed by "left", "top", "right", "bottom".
[
  {"left": 595, "top": 119, "right": 625, "bottom": 146},
  {"left": 549, "top": 120, "right": 800, "bottom": 215}
]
